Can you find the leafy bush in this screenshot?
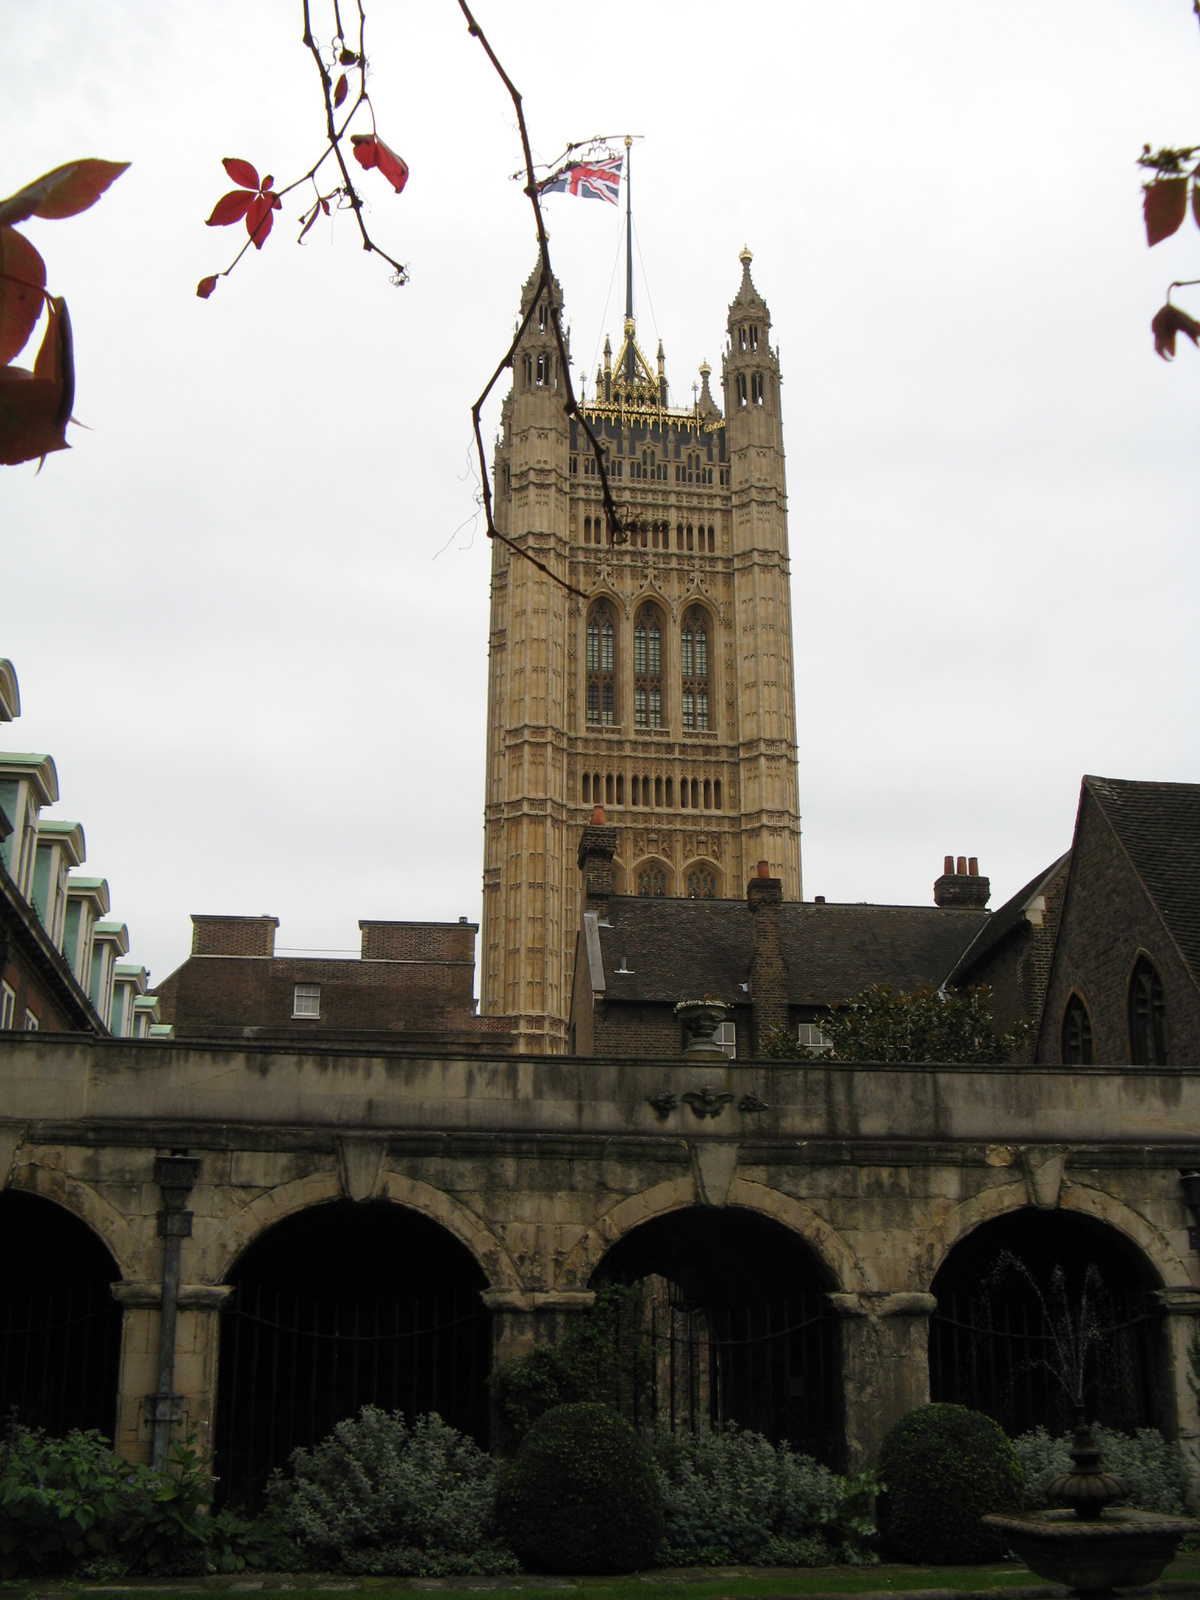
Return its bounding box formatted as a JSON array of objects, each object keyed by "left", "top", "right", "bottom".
[
  {"left": 0, "top": 1424, "right": 264, "bottom": 1578},
  {"left": 265, "top": 1406, "right": 516, "bottom": 1575},
  {"left": 489, "top": 1283, "right": 649, "bottom": 1448},
  {"left": 648, "top": 1424, "right": 877, "bottom": 1567},
  {"left": 875, "top": 1404, "right": 1023, "bottom": 1564},
  {"left": 813, "top": 984, "right": 1029, "bottom": 1065},
  {"left": 497, "top": 1401, "right": 663, "bottom": 1574},
  {"left": 1014, "top": 1425, "right": 1194, "bottom": 1515}
]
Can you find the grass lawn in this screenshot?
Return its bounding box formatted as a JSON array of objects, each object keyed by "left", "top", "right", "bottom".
[{"left": 13, "top": 1555, "right": 1200, "bottom": 1600}]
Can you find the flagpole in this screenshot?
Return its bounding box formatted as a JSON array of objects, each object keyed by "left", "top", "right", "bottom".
[{"left": 623, "top": 135, "right": 634, "bottom": 384}]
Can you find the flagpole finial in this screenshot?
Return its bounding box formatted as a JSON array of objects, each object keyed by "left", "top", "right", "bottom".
[{"left": 624, "top": 134, "right": 632, "bottom": 149}]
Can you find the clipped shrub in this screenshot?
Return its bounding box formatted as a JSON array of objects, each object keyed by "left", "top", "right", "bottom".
[
  {"left": 265, "top": 1406, "right": 516, "bottom": 1575},
  {"left": 1014, "top": 1424, "right": 1194, "bottom": 1516},
  {"left": 875, "top": 1404, "right": 1023, "bottom": 1564},
  {"left": 497, "top": 1401, "right": 663, "bottom": 1574},
  {"left": 648, "top": 1424, "right": 877, "bottom": 1567},
  {"left": 489, "top": 1283, "right": 649, "bottom": 1448},
  {"left": 0, "top": 1424, "right": 264, "bottom": 1579}
]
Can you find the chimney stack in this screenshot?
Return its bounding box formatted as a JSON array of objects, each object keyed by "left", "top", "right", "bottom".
[
  {"left": 578, "top": 808, "right": 618, "bottom": 910},
  {"left": 747, "top": 866, "right": 789, "bottom": 1049},
  {"left": 934, "top": 855, "right": 991, "bottom": 909}
]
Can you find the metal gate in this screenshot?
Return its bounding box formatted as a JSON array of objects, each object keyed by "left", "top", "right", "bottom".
[
  {"left": 0, "top": 1282, "right": 122, "bottom": 1438},
  {"left": 929, "top": 1288, "right": 1161, "bottom": 1436},
  {"left": 214, "top": 1285, "right": 491, "bottom": 1507}
]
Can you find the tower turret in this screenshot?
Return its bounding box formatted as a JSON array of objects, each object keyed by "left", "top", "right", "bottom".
[{"left": 721, "top": 248, "right": 800, "bottom": 896}]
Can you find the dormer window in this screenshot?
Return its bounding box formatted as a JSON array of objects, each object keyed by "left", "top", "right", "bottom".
[{"left": 293, "top": 983, "right": 321, "bottom": 1019}]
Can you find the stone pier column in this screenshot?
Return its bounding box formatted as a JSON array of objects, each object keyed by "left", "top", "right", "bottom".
[
  {"left": 829, "top": 1290, "right": 938, "bottom": 1471},
  {"left": 1153, "top": 1287, "right": 1200, "bottom": 1471},
  {"left": 110, "top": 1282, "right": 234, "bottom": 1468},
  {"left": 481, "top": 1288, "right": 597, "bottom": 1449}
]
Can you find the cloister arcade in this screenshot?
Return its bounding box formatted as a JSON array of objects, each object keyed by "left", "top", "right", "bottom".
[{"left": 0, "top": 1035, "right": 1198, "bottom": 1499}]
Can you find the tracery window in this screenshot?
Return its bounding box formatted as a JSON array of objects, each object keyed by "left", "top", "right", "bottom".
[
  {"left": 586, "top": 603, "right": 616, "bottom": 727},
  {"left": 680, "top": 607, "right": 711, "bottom": 732},
  {"left": 634, "top": 604, "right": 664, "bottom": 729},
  {"left": 1061, "top": 994, "right": 1093, "bottom": 1066},
  {"left": 1128, "top": 956, "right": 1168, "bottom": 1066},
  {"left": 687, "top": 869, "right": 716, "bottom": 899},
  {"left": 637, "top": 865, "right": 667, "bottom": 897}
]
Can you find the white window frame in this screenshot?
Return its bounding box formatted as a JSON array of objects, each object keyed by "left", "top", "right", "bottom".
[
  {"left": 0, "top": 983, "right": 14, "bottom": 1030},
  {"left": 715, "top": 1021, "right": 736, "bottom": 1060},
  {"left": 23, "top": 1008, "right": 39, "bottom": 1031},
  {"left": 293, "top": 982, "right": 321, "bottom": 1019},
  {"left": 797, "top": 1021, "right": 831, "bottom": 1054}
]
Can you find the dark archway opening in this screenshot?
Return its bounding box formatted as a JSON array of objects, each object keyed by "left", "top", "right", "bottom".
[
  {"left": 930, "top": 1208, "right": 1165, "bottom": 1436},
  {"left": 215, "top": 1201, "right": 490, "bottom": 1507},
  {"left": 0, "top": 1191, "right": 122, "bottom": 1438},
  {"left": 593, "top": 1207, "right": 841, "bottom": 1467}
]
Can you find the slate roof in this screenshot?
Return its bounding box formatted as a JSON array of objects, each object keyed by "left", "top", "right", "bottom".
[
  {"left": 949, "top": 853, "right": 1070, "bottom": 984},
  {"left": 1086, "top": 776, "right": 1200, "bottom": 988},
  {"left": 592, "top": 895, "right": 988, "bottom": 1008}
]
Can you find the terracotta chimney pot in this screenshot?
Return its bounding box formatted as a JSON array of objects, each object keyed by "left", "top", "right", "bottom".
[
  {"left": 756, "top": 859, "right": 770, "bottom": 878},
  {"left": 956, "top": 855, "right": 968, "bottom": 877},
  {"left": 944, "top": 855, "right": 954, "bottom": 876},
  {"left": 968, "top": 856, "right": 979, "bottom": 877},
  {"left": 591, "top": 805, "right": 606, "bottom": 825}
]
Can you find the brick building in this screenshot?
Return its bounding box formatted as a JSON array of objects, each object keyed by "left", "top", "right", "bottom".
[
  {"left": 1032, "top": 777, "right": 1200, "bottom": 1066},
  {"left": 568, "top": 813, "right": 991, "bottom": 1057},
  {"left": 154, "top": 913, "right": 513, "bottom": 1051}
]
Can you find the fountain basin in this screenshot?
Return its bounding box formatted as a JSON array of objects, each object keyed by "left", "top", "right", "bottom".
[{"left": 982, "top": 1507, "right": 1200, "bottom": 1597}]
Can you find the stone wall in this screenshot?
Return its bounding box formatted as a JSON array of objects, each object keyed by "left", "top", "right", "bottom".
[{"left": 1, "top": 1035, "right": 1198, "bottom": 1473}]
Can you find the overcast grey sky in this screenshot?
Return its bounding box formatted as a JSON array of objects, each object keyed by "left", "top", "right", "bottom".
[{"left": 3, "top": 0, "right": 1198, "bottom": 990}]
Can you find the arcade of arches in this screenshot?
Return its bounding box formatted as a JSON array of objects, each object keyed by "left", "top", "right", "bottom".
[{"left": 1, "top": 1037, "right": 1199, "bottom": 1488}]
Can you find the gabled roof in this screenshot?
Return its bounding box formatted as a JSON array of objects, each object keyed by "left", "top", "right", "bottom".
[
  {"left": 588, "top": 895, "right": 988, "bottom": 1007},
  {"left": 1085, "top": 775, "right": 1200, "bottom": 987},
  {"left": 949, "top": 853, "right": 1070, "bottom": 984}
]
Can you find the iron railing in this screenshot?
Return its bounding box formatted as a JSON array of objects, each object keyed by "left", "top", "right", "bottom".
[
  {"left": 929, "top": 1288, "right": 1162, "bottom": 1436},
  {"left": 0, "top": 1282, "right": 122, "bottom": 1438},
  {"left": 214, "top": 1285, "right": 491, "bottom": 1507}
]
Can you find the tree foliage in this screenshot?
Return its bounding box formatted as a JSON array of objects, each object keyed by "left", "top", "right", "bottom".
[{"left": 766, "top": 984, "right": 1029, "bottom": 1065}]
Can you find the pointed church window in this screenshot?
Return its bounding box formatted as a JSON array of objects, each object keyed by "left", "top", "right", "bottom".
[
  {"left": 736, "top": 374, "right": 747, "bottom": 407},
  {"left": 1061, "top": 994, "right": 1093, "bottom": 1066},
  {"left": 681, "top": 607, "right": 713, "bottom": 734},
  {"left": 1129, "top": 957, "right": 1168, "bottom": 1066},
  {"left": 687, "top": 869, "right": 716, "bottom": 899},
  {"left": 634, "top": 606, "right": 664, "bottom": 729},
  {"left": 586, "top": 605, "right": 617, "bottom": 727}
]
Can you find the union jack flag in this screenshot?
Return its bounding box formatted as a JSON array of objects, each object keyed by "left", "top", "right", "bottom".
[{"left": 538, "top": 155, "right": 623, "bottom": 204}]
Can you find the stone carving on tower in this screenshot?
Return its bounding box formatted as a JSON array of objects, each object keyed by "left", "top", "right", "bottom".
[{"left": 481, "top": 236, "right": 801, "bottom": 1053}]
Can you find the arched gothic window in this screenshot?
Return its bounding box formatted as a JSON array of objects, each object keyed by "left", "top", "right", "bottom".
[
  {"left": 686, "top": 868, "right": 716, "bottom": 900},
  {"left": 634, "top": 604, "right": 664, "bottom": 729},
  {"left": 1061, "top": 994, "right": 1094, "bottom": 1066},
  {"left": 1128, "top": 956, "right": 1168, "bottom": 1066},
  {"left": 637, "top": 865, "right": 667, "bottom": 897},
  {"left": 681, "top": 607, "right": 711, "bottom": 732},
  {"left": 586, "top": 604, "right": 616, "bottom": 727}
]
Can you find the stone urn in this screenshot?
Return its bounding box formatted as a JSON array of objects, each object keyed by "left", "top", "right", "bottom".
[
  {"left": 983, "top": 1413, "right": 1200, "bottom": 1598},
  {"left": 674, "top": 998, "right": 730, "bottom": 1057}
]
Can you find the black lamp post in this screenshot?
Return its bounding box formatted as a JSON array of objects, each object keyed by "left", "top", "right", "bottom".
[{"left": 1178, "top": 1171, "right": 1200, "bottom": 1251}]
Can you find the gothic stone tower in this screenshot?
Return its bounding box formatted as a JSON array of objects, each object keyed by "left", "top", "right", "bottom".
[{"left": 481, "top": 248, "right": 802, "bottom": 1052}]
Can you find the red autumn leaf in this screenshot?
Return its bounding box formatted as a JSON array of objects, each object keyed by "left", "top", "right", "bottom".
[
  {"left": 334, "top": 73, "right": 348, "bottom": 108},
  {"left": 206, "top": 189, "right": 254, "bottom": 227},
  {"left": 0, "top": 295, "right": 75, "bottom": 466},
  {"left": 0, "top": 225, "right": 48, "bottom": 366},
  {"left": 0, "top": 160, "right": 129, "bottom": 227},
  {"left": 351, "top": 134, "right": 409, "bottom": 194},
  {"left": 222, "top": 157, "right": 260, "bottom": 191},
  {"left": 1151, "top": 302, "right": 1200, "bottom": 360},
  {"left": 196, "top": 275, "right": 218, "bottom": 299},
  {"left": 1143, "top": 177, "right": 1188, "bottom": 246},
  {"left": 339, "top": 47, "right": 358, "bottom": 65},
  {"left": 245, "top": 191, "right": 280, "bottom": 249}
]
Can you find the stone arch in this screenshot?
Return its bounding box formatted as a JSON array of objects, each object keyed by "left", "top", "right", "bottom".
[
  {"left": 9, "top": 1156, "right": 141, "bottom": 1281},
  {"left": 682, "top": 858, "right": 723, "bottom": 899},
  {"left": 208, "top": 1167, "right": 520, "bottom": 1292},
  {"left": 632, "top": 855, "right": 674, "bottom": 898},
  {"left": 919, "top": 1175, "right": 1183, "bottom": 1294},
  {"left": 558, "top": 1174, "right": 862, "bottom": 1294}
]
